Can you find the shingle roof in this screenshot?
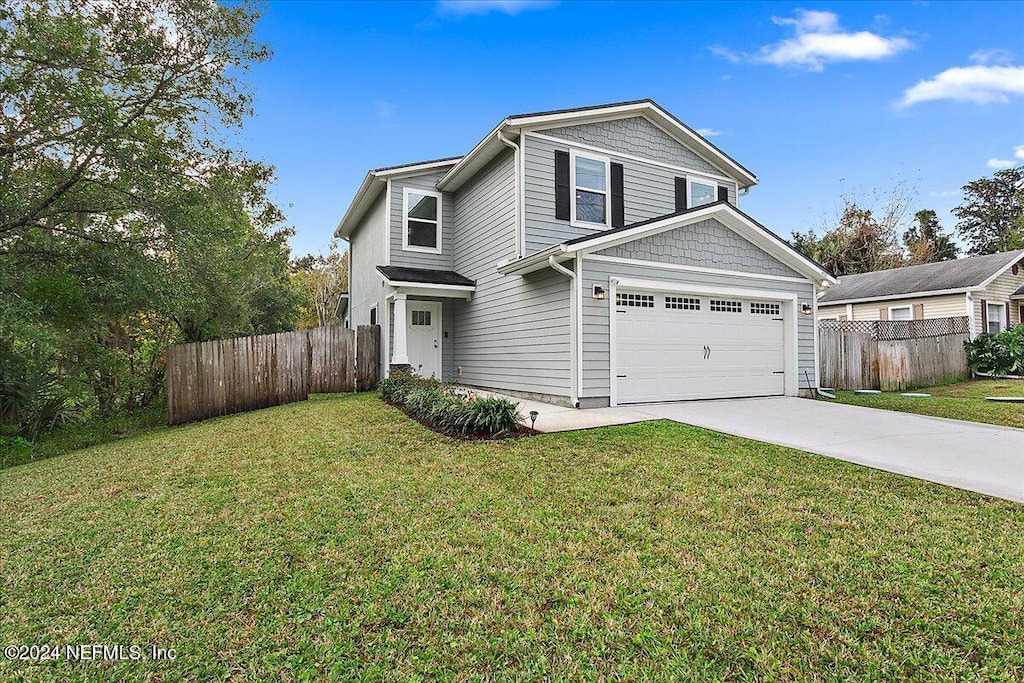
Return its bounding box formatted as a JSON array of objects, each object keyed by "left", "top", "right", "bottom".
[
  {"left": 376, "top": 266, "right": 475, "bottom": 287},
  {"left": 1013, "top": 283, "right": 1024, "bottom": 297},
  {"left": 818, "top": 250, "right": 1024, "bottom": 304}
]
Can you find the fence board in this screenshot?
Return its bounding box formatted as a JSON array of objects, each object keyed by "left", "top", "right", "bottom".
[
  {"left": 819, "top": 317, "right": 969, "bottom": 391},
  {"left": 166, "top": 324, "right": 380, "bottom": 425}
]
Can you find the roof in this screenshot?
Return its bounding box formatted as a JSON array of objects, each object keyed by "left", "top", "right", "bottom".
[
  {"left": 437, "top": 99, "right": 758, "bottom": 193},
  {"left": 1012, "top": 283, "right": 1024, "bottom": 298},
  {"left": 376, "top": 265, "right": 475, "bottom": 288},
  {"left": 498, "top": 201, "right": 836, "bottom": 285},
  {"left": 818, "top": 249, "right": 1024, "bottom": 305}
]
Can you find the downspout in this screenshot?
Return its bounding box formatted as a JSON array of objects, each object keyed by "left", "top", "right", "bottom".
[
  {"left": 548, "top": 255, "right": 579, "bottom": 408},
  {"left": 497, "top": 130, "right": 521, "bottom": 257}
]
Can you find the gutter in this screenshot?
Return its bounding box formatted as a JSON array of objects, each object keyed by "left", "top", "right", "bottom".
[
  {"left": 497, "top": 130, "right": 522, "bottom": 257},
  {"left": 548, "top": 255, "right": 580, "bottom": 408}
]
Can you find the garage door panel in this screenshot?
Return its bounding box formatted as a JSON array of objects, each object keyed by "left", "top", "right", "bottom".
[{"left": 616, "top": 291, "right": 785, "bottom": 403}]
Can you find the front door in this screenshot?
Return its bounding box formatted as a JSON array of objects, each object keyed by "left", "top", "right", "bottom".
[{"left": 407, "top": 301, "right": 442, "bottom": 379}]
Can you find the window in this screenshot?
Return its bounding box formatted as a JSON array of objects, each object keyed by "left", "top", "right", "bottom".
[
  {"left": 750, "top": 302, "right": 781, "bottom": 316},
  {"left": 987, "top": 302, "right": 1006, "bottom": 334},
  {"left": 666, "top": 296, "right": 701, "bottom": 310},
  {"left": 616, "top": 292, "right": 654, "bottom": 308},
  {"left": 411, "top": 310, "right": 432, "bottom": 326},
  {"left": 888, "top": 305, "right": 912, "bottom": 321},
  {"left": 403, "top": 188, "right": 441, "bottom": 253},
  {"left": 710, "top": 299, "right": 743, "bottom": 313},
  {"left": 571, "top": 150, "right": 609, "bottom": 226},
  {"left": 369, "top": 306, "right": 377, "bottom": 326},
  {"left": 689, "top": 178, "right": 717, "bottom": 208}
]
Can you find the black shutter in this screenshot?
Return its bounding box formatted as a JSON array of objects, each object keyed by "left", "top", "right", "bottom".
[
  {"left": 717, "top": 186, "right": 729, "bottom": 203},
  {"left": 554, "top": 150, "right": 570, "bottom": 221},
  {"left": 674, "top": 176, "right": 687, "bottom": 212},
  {"left": 610, "top": 162, "right": 625, "bottom": 228}
]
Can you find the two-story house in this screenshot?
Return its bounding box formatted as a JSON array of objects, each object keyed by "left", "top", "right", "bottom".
[{"left": 336, "top": 100, "right": 835, "bottom": 408}]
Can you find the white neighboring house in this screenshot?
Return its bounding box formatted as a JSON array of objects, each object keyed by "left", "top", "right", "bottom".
[
  {"left": 335, "top": 100, "right": 836, "bottom": 408},
  {"left": 817, "top": 249, "right": 1024, "bottom": 337}
]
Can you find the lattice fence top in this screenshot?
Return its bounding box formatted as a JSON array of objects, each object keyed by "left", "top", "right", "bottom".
[{"left": 819, "top": 316, "right": 970, "bottom": 340}]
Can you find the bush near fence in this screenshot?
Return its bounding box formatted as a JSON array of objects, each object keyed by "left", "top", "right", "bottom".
[
  {"left": 166, "top": 325, "right": 379, "bottom": 425},
  {"left": 818, "top": 317, "right": 970, "bottom": 392}
]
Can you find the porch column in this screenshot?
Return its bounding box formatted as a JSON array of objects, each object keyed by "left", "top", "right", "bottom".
[{"left": 391, "top": 294, "right": 409, "bottom": 365}]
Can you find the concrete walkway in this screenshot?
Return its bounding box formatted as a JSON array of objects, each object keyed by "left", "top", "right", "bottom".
[{"left": 637, "top": 398, "right": 1024, "bottom": 504}]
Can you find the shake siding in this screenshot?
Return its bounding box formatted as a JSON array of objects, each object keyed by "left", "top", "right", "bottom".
[
  {"left": 348, "top": 193, "right": 386, "bottom": 329},
  {"left": 523, "top": 129, "right": 738, "bottom": 255},
  {"left": 388, "top": 169, "right": 455, "bottom": 270},
  {"left": 580, "top": 259, "right": 817, "bottom": 400},
  {"left": 451, "top": 148, "right": 572, "bottom": 399},
  {"left": 976, "top": 269, "right": 1024, "bottom": 328},
  {"left": 602, "top": 219, "right": 801, "bottom": 278}
]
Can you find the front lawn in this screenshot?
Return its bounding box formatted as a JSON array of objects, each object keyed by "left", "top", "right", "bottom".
[
  {"left": 2, "top": 393, "right": 1022, "bottom": 681},
  {"left": 832, "top": 379, "right": 1024, "bottom": 429}
]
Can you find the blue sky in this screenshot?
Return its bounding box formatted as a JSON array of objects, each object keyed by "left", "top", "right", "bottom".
[{"left": 239, "top": 1, "right": 1024, "bottom": 257}]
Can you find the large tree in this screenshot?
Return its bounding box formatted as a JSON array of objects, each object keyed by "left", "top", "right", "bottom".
[
  {"left": 953, "top": 167, "right": 1024, "bottom": 255},
  {"left": 291, "top": 244, "right": 350, "bottom": 329},
  {"left": 903, "top": 209, "right": 959, "bottom": 264},
  {"left": 0, "top": 0, "right": 267, "bottom": 245},
  {"left": 792, "top": 202, "right": 905, "bottom": 276}
]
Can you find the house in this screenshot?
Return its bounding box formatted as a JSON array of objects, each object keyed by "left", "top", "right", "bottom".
[
  {"left": 817, "top": 249, "right": 1024, "bottom": 337},
  {"left": 335, "top": 100, "right": 836, "bottom": 408}
]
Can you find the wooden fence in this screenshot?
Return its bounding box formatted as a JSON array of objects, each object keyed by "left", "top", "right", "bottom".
[
  {"left": 818, "top": 317, "right": 970, "bottom": 391},
  {"left": 166, "top": 325, "right": 380, "bottom": 425}
]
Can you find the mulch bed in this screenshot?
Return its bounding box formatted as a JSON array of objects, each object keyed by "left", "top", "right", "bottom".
[{"left": 382, "top": 398, "right": 539, "bottom": 440}]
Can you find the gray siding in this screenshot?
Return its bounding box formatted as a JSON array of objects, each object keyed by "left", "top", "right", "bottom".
[
  {"left": 389, "top": 170, "right": 455, "bottom": 271},
  {"left": 451, "top": 148, "right": 572, "bottom": 399},
  {"left": 387, "top": 297, "right": 455, "bottom": 381},
  {"left": 579, "top": 259, "right": 817, "bottom": 400},
  {"left": 523, "top": 131, "right": 738, "bottom": 255},
  {"left": 541, "top": 116, "right": 727, "bottom": 177},
  {"left": 348, "top": 193, "right": 386, "bottom": 329},
  {"left": 600, "top": 219, "right": 801, "bottom": 279}
]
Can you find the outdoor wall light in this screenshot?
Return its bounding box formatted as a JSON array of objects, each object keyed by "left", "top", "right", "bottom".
[
  {"left": 801, "top": 303, "right": 813, "bottom": 315},
  {"left": 592, "top": 285, "right": 606, "bottom": 300},
  {"left": 529, "top": 410, "right": 538, "bottom": 429}
]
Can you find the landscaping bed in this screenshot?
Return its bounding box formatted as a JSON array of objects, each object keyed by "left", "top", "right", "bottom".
[{"left": 379, "top": 372, "right": 531, "bottom": 439}]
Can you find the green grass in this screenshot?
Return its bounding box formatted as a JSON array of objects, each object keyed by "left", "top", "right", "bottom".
[
  {"left": 2, "top": 394, "right": 1022, "bottom": 681},
  {"left": 832, "top": 379, "right": 1024, "bottom": 430}
]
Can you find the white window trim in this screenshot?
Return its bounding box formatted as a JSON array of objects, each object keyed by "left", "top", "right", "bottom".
[
  {"left": 569, "top": 149, "right": 610, "bottom": 229},
  {"left": 987, "top": 301, "right": 1006, "bottom": 333},
  {"left": 401, "top": 187, "right": 442, "bottom": 254},
  {"left": 688, "top": 175, "right": 719, "bottom": 209},
  {"left": 369, "top": 305, "right": 377, "bottom": 326},
  {"left": 887, "top": 304, "right": 913, "bottom": 321}
]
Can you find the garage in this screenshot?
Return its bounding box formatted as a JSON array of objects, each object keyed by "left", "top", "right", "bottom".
[{"left": 614, "top": 289, "right": 787, "bottom": 403}]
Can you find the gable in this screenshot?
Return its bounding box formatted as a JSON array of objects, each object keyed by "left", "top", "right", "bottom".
[
  {"left": 598, "top": 217, "right": 802, "bottom": 279},
  {"left": 538, "top": 116, "right": 728, "bottom": 179}
]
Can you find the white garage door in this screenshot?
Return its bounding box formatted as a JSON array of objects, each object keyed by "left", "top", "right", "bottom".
[{"left": 615, "top": 290, "right": 786, "bottom": 403}]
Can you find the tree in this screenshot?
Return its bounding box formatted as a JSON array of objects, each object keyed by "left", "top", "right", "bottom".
[
  {"left": 291, "top": 244, "right": 350, "bottom": 329},
  {"left": 0, "top": 0, "right": 268, "bottom": 245},
  {"left": 792, "top": 202, "right": 904, "bottom": 276},
  {"left": 903, "top": 209, "right": 959, "bottom": 264},
  {"left": 953, "top": 167, "right": 1024, "bottom": 255}
]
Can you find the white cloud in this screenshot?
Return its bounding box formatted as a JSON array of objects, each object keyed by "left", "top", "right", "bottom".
[
  {"left": 900, "top": 64, "right": 1024, "bottom": 106},
  {"left": 436, "top": 0, "right": 555, "bottom": 17},
  {"left": 696, "top": 128, "right": 726, "bottom": 137},
  {"left": 970, "top": 48, "right": 1014, "bottom": 66},
  {"left": 1015, "top": 144, "right": 1024, "bottom": 160},
  {"left": 987, "top": 158, "right": 1016, "bottom": 170},
  {"left": 928, "top": 190, "right": 959, "bottom": 198},
  {"left": 712, "top": 9, "right": 913, "bottom": 72}
]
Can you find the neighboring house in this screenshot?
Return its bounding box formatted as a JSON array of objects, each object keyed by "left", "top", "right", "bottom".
[
  {"left": 335, "top": 100, "right": 836, "bottom": 408},
  {"left": 817, "top": 249, "right": 1024, "bottom": 337}
]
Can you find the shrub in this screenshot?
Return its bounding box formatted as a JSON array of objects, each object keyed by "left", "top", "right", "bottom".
[
  {"left": 965, "top": 326, "right": 1024, "bottom": 376},
  {"left": 379, "top": 372, "right": 523, "bottom": 438}
]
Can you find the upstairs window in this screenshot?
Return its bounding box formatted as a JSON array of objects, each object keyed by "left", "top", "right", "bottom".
[
  {"left": 689, "top": 178, "right": 717, "bottom": 208},
  {"left": 571, "top": 150, "right": 609, "bottom": 226},
  {"left": 403, "top": 188, "right": 441, "bottom": 253}
]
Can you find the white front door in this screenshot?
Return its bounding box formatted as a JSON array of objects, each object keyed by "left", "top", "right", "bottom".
[
  {"left": 407, "top": 301, "right": 442, "bottom": 379},
  {"left": 616, "top": 291, "right": 786, "bottom": 403}
]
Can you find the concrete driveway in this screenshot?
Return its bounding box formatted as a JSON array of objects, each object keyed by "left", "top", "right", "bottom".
[{"left": 635, "top": 397, "right": 1024, "bottom": 504}]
